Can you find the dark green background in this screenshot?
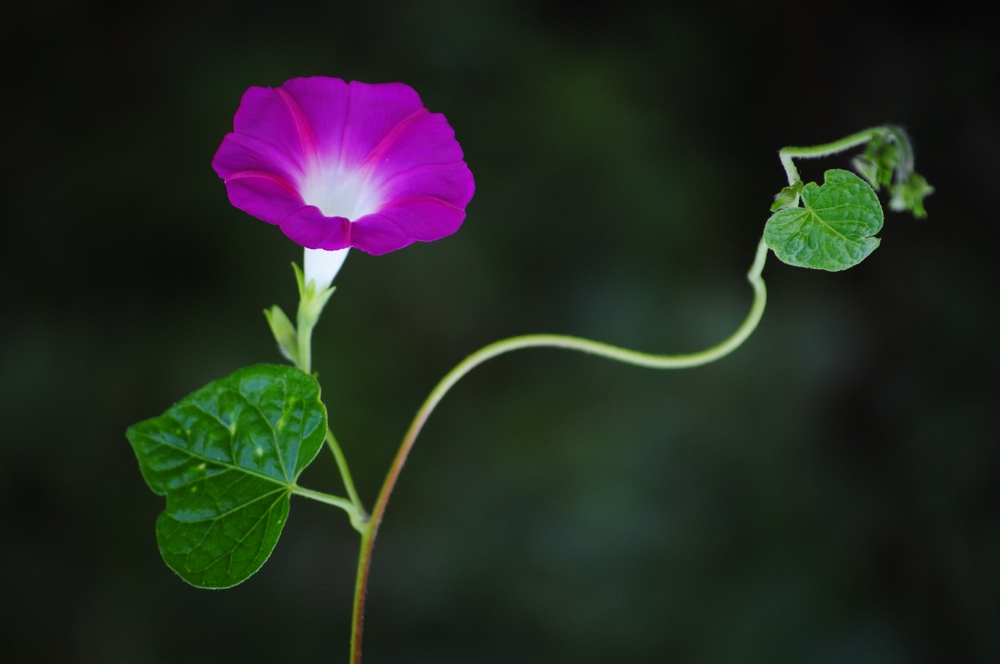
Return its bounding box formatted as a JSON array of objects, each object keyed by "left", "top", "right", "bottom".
[{"left": 2, "top": 2, "right": 998, "bottom": 662}]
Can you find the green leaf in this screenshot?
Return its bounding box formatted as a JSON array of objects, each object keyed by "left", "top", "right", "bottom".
[
  {"left": 851, "top": 155, "right": 882, "bottom": 189},
  {"left": 770, "top": 182, "right": 803, "bottom": 211},
  {"left": 264, "top": 305, "right": 299, "bottom": 364},
  {"left": 764, "top": 169, "right": 884, "bottom": 271},
  {"left": 852, "top": 132, "right": 898, "bottom": 189},
  {"left": 126, "top": 364, "right": 327, "bottom": 588},
  {"left": 890, "top": 171, "right": 934, "bottom": 218}
]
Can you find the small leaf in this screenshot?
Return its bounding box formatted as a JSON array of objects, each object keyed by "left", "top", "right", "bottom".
[
  {"left": 890, "top": 172, "right": 934, "bottom": 218},
  {"left": 264, "top": 305, "right": 299, "bottom": 363},
  {"left": 851, "top": 156, "right": 881, "bottom": 189},
  {"left": 126, "top": 364, "right": 327, "bottom": 588},
  {"left": 770, "top": 182, "right": 803, "bottom": 211},
  {"left": 764, "top": 169, "right": 884, "bottom": 271},
  {"left": 853, "top": 133, "right": 898, "bottom": 189}
]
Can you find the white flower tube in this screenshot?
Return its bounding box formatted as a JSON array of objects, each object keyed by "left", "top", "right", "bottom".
[{"left": 304, "top": 247, "right": 349, "bottom": 291}]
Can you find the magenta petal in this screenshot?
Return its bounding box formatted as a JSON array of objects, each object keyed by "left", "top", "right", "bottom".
[
  {"left": 225, "top": 176, "right": 304, "bottom": 226},
  {"left": 365, "top": 113, "right": 463, "bottom": 179},
  {"left": 337, "top": 82, "right": 425, "bottom": 168},
  {"left": 279, "top": 206, "right": 351, "bottom": 251},
  {"left": 231, "top": 86, "right": 313, "bottom": 167},
  {"left": 278, "top": 77, "right": 351, "bottom": 164},
  {"left": 348, "top": 214, "right": 417, "bottom": 255},
  {"left": 213, "top": 133, "right": 306, "bottom": 225},
  {"left": 213, "top": 133, "right": 304, "bottom": 183},
  {"left": 375, "top": 161, "right": 475, "bottom": 210},
  {"left": 352, "top": 198, "right": 466, "bottom": 255}
]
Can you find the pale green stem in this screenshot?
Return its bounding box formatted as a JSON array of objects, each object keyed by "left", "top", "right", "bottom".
[
  {"left": 296, "top": 309, "right": 315, "bottom": 375},
  {"left": 779, "top": 127, "right": 883, "bottom": 186},
  {"left": 291, "top": 485, "right": 358, "bottom": 516},
  {"left": 347, "top": 237, "right": 770, "bottom": 664},
  {"left": 326, "top": 428, "right": 368, "bottom": 531},
  {"left": 287, "top": 269, "right": 366, "bottom": 529}
]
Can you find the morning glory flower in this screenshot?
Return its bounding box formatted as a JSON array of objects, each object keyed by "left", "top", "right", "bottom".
[{"left": 212, "top": 77, "right": 475, "bottom": 288}]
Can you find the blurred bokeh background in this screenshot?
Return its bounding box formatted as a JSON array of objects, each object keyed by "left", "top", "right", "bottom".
[{"left": 2, "top": 2, "right": 998, "bottom": 662}]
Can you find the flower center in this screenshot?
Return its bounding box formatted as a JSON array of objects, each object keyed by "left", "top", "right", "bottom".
[{"left": 300, "top": 165, "right": 378, "bottom": 220}]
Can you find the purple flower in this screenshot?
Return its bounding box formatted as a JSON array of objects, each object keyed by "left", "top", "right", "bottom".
[{"left": 212, "top": 77, "right": 475, "bottom": 259}]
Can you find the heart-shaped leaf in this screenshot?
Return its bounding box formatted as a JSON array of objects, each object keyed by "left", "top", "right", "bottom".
[
  {"left": 764, "top": 169, "right": 884, "bottom": 271},
  {"left": 127, "top": 364, "right": 326, "bottom": 588}
]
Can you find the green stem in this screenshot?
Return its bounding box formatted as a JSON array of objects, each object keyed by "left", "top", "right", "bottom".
[
  {"left": 347, "top": 237, "right": 770, "bottom": 664},
  {"left": 296, "top": 308, "right": 315, "bottom": 375},
  {"left": 327, "top": 428, "right": 368, "bottom": 531},
  {"left": 291, "top": 485, "right": 358, "bottom": 516},
  {"left": 779, "top": 127, "right": 882, "bottom": 186}
]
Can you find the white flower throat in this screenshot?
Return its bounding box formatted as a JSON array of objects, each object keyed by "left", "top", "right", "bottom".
[{"left": 300, "top": 165, "right": 379, "bottom": 220}]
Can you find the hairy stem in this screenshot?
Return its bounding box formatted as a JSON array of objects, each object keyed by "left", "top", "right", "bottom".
[
  {"left": 347, "top": 237, "right": 769, "bottom": 664},
  {"left": 779, "top": 127, "right": 883, "bottom": 186}
]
